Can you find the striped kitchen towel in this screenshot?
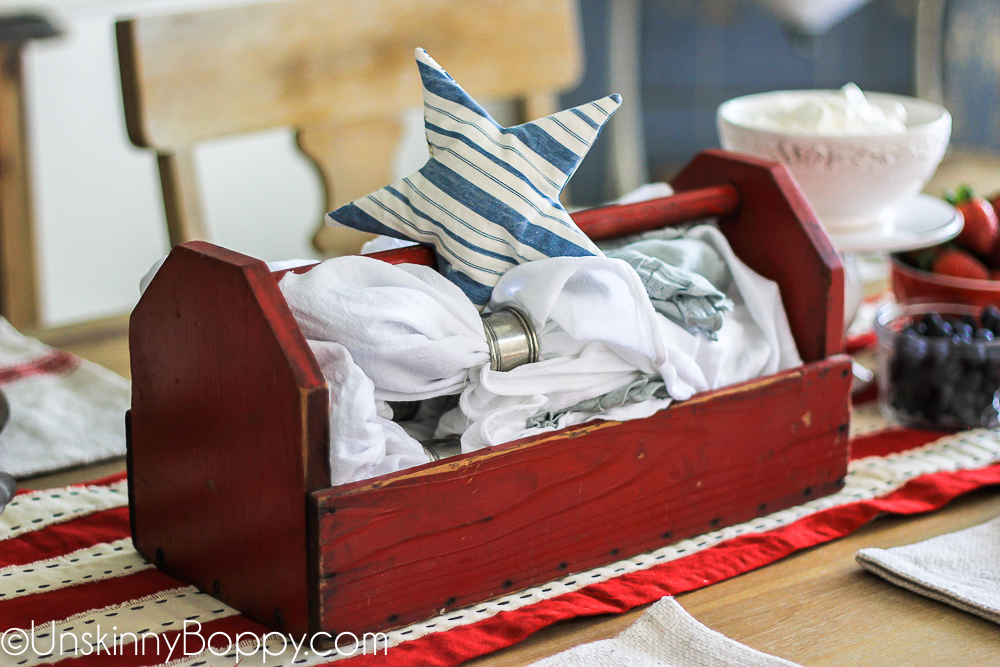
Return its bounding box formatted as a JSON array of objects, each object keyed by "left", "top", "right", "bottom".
[
  {"left": 328, "top": 48, "right": 618, "bottom": 306},
  {"left": 0, "top": 319, "right": 129, "bottom": 479}
]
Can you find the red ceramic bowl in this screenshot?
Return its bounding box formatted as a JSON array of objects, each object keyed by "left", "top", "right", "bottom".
[{"left": 891, "top": 255, "right": 1000, "bottom": 308}]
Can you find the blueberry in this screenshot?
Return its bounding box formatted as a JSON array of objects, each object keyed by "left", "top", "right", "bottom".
[
  {"left": 894, "top": 335, "right": 927, "bottom": 374},
  {"left": 982, "top": 306, "right": 1000, "bottom": 334},
  {"left": 982, "top": 389, "right": 1000, "bottom": 424},
  {"left": 894, "top": 379, "right": 928, "bottom": 416},
  {"left": 952, "top": 320, "right": 975, "bottom": 339},
  {"left": 924, "top": 338, "right": 951, "bottom": 370},
  {"left": 923, "top": 313, "right": 953, "bottom": 337},
  {"left": 980, "top": 387, "right": 999, "bottom": 408},
  {"left": 921, "top": 385, "right": 952, "bottom": 421},
  {"left": 889, "top": 311, "right": 1000, "bottom": 426},
  {"left": 938, "top": 356, "right": 963, "bottom": 385}
]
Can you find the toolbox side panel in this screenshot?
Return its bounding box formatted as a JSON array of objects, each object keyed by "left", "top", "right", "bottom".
[
  {"left": 671, "top": 150, "right": 845, "bottom": 363},
  {"left": 129, "top": 241, "right": 329, "bottom": 636},
  {"left": 312, "top": 355, "right": 852, "bottom": 634}
]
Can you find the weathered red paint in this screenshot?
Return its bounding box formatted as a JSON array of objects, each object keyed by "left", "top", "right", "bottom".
[
  {"left": 312, "top": 357, "right": 851, "bottom": 633},
  {"left": 127, "top": 151, "right": 851, "bottom": 637}
]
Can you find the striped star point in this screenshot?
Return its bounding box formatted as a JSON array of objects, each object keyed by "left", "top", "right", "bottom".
[{"left": 327, "top": 48, "right": 621, "bottom": 306}]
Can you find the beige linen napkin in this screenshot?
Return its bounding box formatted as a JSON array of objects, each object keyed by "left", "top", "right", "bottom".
[
  {"left": 527, "top": 597, "right": 802, "bottom": 667},
  {"left": 856, "top": 516, "right": 1000, "bottom": 624}
]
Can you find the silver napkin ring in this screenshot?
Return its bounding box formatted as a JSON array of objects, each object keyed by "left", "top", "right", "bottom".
[
  {"left": 422, "top": 436, "right": 462, "bottom": 461},
  {"left": 482, "top": 306, "right": 539, "bottom": 372}
]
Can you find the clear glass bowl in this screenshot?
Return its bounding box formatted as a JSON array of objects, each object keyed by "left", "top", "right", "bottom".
[{"left": 874, "top": 302, "right": 1000, "bottom": 430}]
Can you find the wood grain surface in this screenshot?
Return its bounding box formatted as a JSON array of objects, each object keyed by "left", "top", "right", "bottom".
[
  {"left": 311, "top": 357, "right": 851, "bottom": 635},
  {"left": 116, "top": 0, "right": 581, "bottom": 149},
  {"left": 156, "top": 151, "right": 207, "bottom": 244},
  {"left": 0, "top": 42, "right": 40, "bottom": 329},
  {"left": 571, "top": 183, "right": 741, "bottom": 240},
  {"left": 116, "top": 0, "right": 582, "bottom": 253},
  {"left": 128, "top": 242, "right": 330, "bottom": 636},
  {"left": 467, "top": 487, "right": 1000, "bottom": 667}
]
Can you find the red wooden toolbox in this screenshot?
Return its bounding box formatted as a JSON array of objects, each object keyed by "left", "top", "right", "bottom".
[{"left": 127, "top": 150, "right": 851, "bottom": 638}]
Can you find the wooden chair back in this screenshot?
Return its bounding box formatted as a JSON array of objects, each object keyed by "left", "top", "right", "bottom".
[
  {"left": 116, "top": 0, "right": 583, "bottom": 256},
  {"left": 0, "top": 14, "right": 60, "bottom": 329}
]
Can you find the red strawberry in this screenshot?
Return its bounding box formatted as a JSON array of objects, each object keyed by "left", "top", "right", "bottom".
[
  {"left": 991, "top": 269, "right": 1000, "bottom": 282},
  {"left": 932, "top": 247, "right": 990, "bottom": 281},
  {"left": 947, "top": 186, "right": 1000, "bottom": 256}
]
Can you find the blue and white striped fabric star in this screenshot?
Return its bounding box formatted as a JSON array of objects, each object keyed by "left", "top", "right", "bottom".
[{"left": 327, "top": 48, "right": 621, "bottom": 306}]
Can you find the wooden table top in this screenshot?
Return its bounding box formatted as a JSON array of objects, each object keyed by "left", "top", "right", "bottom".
[
  {"left": 469, "top": 488, "right": 1000, "bottom": 667},
  {"left": 19, "top": 315, "right": 1000, "bottom": 667},
  {"left": 26, "top": 453, "right": 1000, "bottom": 667}
]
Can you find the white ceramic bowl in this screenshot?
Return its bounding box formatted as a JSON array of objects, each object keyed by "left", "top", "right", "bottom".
[{"left": 717, "top": 90, "right": 951, "bottom": 234}]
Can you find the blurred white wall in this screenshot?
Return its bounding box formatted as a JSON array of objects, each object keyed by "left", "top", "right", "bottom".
[
  {"left": 18, "top": 2, "right": 326, "bottom": 326},
  {"left": 25, "top": 14, "right": 169, "bottom": 326}
]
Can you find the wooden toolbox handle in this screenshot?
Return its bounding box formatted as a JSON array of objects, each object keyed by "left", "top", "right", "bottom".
[
  {"left": 299, "top": 150, "right": 844, "bottom": 364},
  {"left": 354, "top": 182, "right": 742, "bottom": 269}
]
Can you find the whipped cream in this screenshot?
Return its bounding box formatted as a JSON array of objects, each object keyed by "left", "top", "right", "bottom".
[{"left": 743, "top": 83, "right": 907, "bottom": 136}]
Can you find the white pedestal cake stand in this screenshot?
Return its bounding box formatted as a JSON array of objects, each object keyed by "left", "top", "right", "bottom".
[
  {"left": 825, "top": 194, "right": 963, "bottom": 254},
  {"left": 824, "top": 193, "right": 963, "bottom": 328}
]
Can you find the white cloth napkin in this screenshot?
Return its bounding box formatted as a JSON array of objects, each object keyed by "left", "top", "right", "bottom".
[
  {"left": 282, "top": 253, "right": 678, "bottom": 457},
  {"left": 280, "top": 253, "right": 675, "bottom": 406},
  {"left": 309, "top": 341, "right": 429, "bottom": 485},
  {"left": 856, "top": 516, "right": 1000, "bottom": 624},
  {"left": 527, "top": 597, "right": 802, "bottom": 667},
  {"left": 280, "top": 225, "right": 801, "bottom": 468},
  {"left": 443, "top": 226, "right": 802, "bottom": 451},
  {"left": 280, "top": 256, "right": 489, "bottom": 402},
  {"left": 438, "top": 255, "right": 683, "bottom": 450}
]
